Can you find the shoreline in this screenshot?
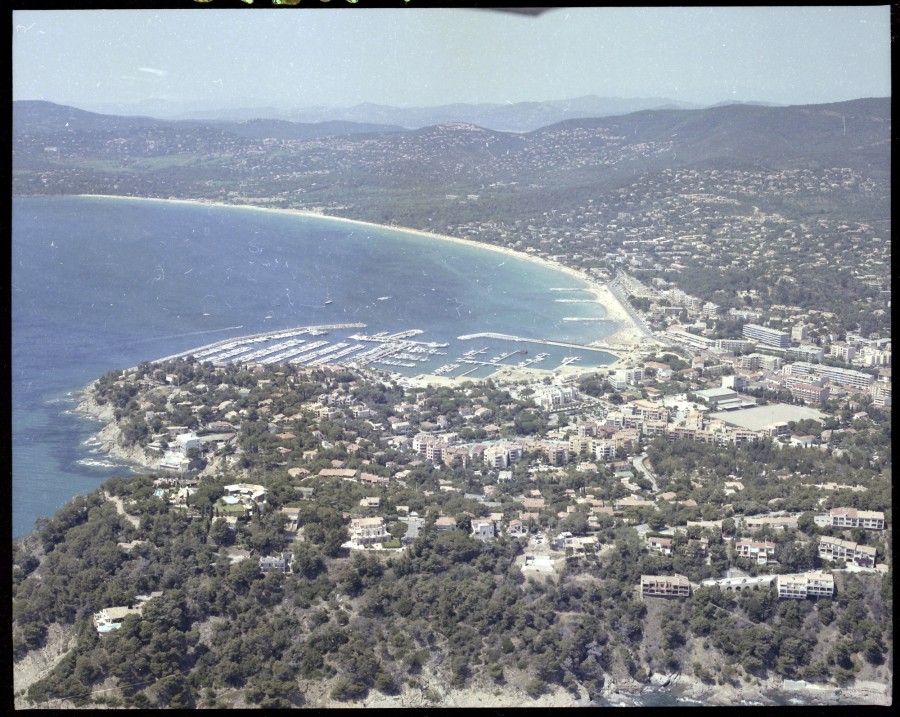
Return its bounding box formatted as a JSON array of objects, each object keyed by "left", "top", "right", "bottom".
[
  {"left": 72, "top": 387, "right": 163, "bottom": 473},
  {"left": 73, "top": 193, "right": 644, "bottom": 344}
]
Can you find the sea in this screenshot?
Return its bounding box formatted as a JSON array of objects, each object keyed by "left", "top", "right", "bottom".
[{"left": 12, "top": 195, "right": 620, "bottom": 539}]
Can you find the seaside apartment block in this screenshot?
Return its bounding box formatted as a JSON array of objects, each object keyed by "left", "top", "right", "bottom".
[
  {"left": 818, "top": 536, "right": 877, "bottom": 567},
  {"left": 742, "top": 323, "right": 790, "bottom": 348},
  {"left": 828, "top": 507, "right": 885, "bottom": 530},
  {"left": 640, "top": 574, "right": 691, "bottom": 599},
  {"left": 785, "top": 362, "right": 874, "bottom": 390},
  {"left": 735, "top": 539, "right": 777, "bottom": 565},
  {"left": 776, "top": 571, "right": 834, "bottom": 600}
]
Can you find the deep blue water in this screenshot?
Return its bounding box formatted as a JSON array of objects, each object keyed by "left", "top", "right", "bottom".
[{"left": 12, "top": 196, "right": 619, "bottom": 539}]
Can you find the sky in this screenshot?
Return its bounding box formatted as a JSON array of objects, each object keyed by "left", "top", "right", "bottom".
[{"left": 13, "top": 6, "right": 892, "bottom": 112}]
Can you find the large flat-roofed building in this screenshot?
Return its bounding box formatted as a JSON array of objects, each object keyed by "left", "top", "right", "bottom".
[
  {"left": 693, "top": 387, "right": 739, "bottom": 408},
  {"left": 777, "top": 571, "right": 834, "bottom": 599},
  {"left": 640, "top": 574, "right": 691, "bottom": 599},
  {"left": 742, "top": 324, "right": 790, "bottom": 348},
  {"left": 709, "top": 403, "right": 825, "bottom": 434},
  {"left": 787, "top": 362, "right": 874, "bottom": 390},
  {"left": 828, "top": 508, "right": 885, "bottom": 530}
]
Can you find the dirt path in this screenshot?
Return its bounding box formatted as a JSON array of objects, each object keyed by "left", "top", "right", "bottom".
[{"left": 105, "top": 491, "right": 140, "bottom": 528}]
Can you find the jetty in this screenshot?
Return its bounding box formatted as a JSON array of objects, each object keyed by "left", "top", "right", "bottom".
[
  {"left": 456, "top": 332, "right": 618, "bottom": 356},
  {"left": 151, "top": 323, "right": 367, "bottom": 364}
]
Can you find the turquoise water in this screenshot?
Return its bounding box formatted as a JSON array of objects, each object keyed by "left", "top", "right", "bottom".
[{"left": 12, "top": 196, "right": 619, "bottom": 538}]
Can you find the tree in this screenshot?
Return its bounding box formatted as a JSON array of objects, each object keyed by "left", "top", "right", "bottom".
[{"left": 209, "top": 518, "right": 234, "bottom": 547}]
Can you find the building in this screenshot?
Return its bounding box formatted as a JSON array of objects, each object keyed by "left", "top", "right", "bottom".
[
  {"left": 791, "top": 324, "right": 809, "bottom": 343},
  {"left": 174, "top": 432, "right": 201, "bottom": 454},
  {"left": 259, "top": 552, "right": 294, "bottom": 574},
  {"left": 716, "top": 338, "right": 755, "bottom": 352},
  {"left": 742, "top": 515, "right": 799, "bottom": 531},
  {"left": 790, "top": 382, "right": 830, "bottom": 405},
  {"left": 507, "top": 519, "right": 528, "bottom": 537},
  {"left": 787, "top": 362, "right": 873, "bottom": 390},
  {"left": 869, "top": 382, "right": 892, "bottom": 408},
  {"left": 735, "top": 539, "right": 777, "bottom": 565},
  {"left": 640, "top": 574, "right": 691, "bottom": 599},
  {"left": 647, "top": 536, "right": 674, "bottom": 556},
  {"left": 471, "top": 519, "right": 496, "bottom": 541},
  {"left": 93, "top": 605, "right": 144, "bottom": 634},
  {"left": 349, "top": 517, "right": 391, "bottom": 547},
  {"left": 593, "top": 439, "right": 617, "bottom": 461},
  {"left": 542, "top": 442, "right": 570, "bottom": 466},
  {"left": 818, "top": 536, "right": 877, "bottom": 567},
  {"left": 829, "top": 343, "right": 857, "bottom": 363},
  {"left": 742, "top": 324, "right": 790, "bottom": 348},
  {"left": 786, "top": 345, "right": 825, "bottom": 362},
  {"left": 536, "top": 385, "right": 579, "bottom": 410},
  {"left": 358, "top": 472, "right": 389, "bottom": 488},
  {"left": 434, "top": 516, "right": 457, "bottom": 532},
  {"left": 828, "top": 508, "right": 885, "bottom": 530},
  {"left": 776, "top": 571, "right": 834, "bottom": 600},
  {"left": 693, "top": 387, "right": 740, "bottom": 409}
]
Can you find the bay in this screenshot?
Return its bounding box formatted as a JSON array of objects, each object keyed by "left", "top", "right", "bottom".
[{"left": 12, "top": 195, "right": 619, "bottom": 539}]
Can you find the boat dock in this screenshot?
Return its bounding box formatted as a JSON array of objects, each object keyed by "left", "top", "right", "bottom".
[
  {"left": 152, "top": 323, "right": 367, "bottom": 363},
  {"left": 456, "top": 332, "right": 618, "bottom": 355}
]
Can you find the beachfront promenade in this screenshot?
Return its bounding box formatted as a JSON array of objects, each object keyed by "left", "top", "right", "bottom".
[{"left": 607, "top": 274, "right": 664, "bottom": 343}]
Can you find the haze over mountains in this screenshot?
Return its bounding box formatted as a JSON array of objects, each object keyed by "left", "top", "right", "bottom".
[
  {"left": 73, "top": 95, "right": 713, "bottom": 133},
  {"left": 14, "top": 96, "right": 889, "bottom": 177}
]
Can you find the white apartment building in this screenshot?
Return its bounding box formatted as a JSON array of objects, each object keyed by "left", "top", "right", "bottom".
[
  {"left": 777, "top": 571, "right": 834, "bottom": 600},
  {"left": 735, "top": 539, "right": 777, "bottom": 565},
  {"left": 742, "top": 324, "right": 790, "bottom": 348},
  {"left": 818, "top": 536, "right": 877, "bottom": 567},
  {"left": 828, "top": 508, "right": 885, "bottom": 530}
]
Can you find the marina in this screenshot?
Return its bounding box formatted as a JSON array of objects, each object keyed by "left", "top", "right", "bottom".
[{"left": 138, "top": 321, "right": 617, "bottom": 383}]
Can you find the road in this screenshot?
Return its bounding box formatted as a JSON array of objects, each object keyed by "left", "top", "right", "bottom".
[{"left": 631, "top": 452, "right": 659, "bottom": 493}]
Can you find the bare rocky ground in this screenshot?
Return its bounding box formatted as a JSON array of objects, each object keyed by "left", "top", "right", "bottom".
[{"left": 13, "top": 624, "right": 78, "bottom": 709}]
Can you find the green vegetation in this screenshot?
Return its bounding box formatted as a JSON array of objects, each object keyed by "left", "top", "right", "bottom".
[{"left": 13, "top": 357, "right": 892, "bottom": 707}]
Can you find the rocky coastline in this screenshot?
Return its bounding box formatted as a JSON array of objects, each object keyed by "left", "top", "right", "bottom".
[
  {"left": 604, "top": 671, "right": 892, "bottom": 707},
  {"left": 72, "top": 385, "right": 163, "bottom": 473}
]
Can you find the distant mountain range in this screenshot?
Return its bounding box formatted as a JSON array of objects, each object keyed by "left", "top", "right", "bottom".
[
  {"left": 12, "top": 101, "right": 406, "bottom": 141},
  {"left": 13, "top": 97, "right": 890, "bottom": 192},
  {"left": 63, "top": 95, "right": 714, "bottom": 132}
]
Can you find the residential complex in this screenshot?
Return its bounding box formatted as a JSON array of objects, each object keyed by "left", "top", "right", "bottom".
[
  {"left": 742, "top": 324, "right": 790, "bottom": 348},
  {"left": 776, "top": 571, "right": 834, "bottom": 600},
  {"left": 828, "top": 508, "right": 886, "bottom": 530},
  {"left": 640, "top": 574, "right": 691, "bottom": 599},
  {"left": 818, "top": 536, "right": 877, "bottom": 567}
]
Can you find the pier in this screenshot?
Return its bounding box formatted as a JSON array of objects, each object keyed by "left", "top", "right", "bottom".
[
  {"left": 152, "top": 323, "right": 367, "bottom": 364},
  {"left": 456, "top": 332, "right": 618, "bottom": 355}
]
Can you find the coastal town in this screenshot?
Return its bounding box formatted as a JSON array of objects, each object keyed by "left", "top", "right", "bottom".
[
  {"left": 12, "top": 92, "right": 891, "bottom": 709},
  {"left": 17, "top": 246, "right": 885, "bottom": 706}
]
